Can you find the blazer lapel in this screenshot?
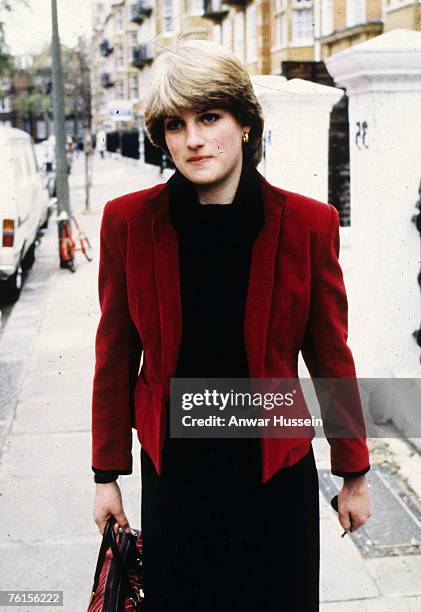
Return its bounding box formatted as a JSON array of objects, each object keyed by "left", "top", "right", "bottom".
[
  {"left": 244, "top": 176, "right": 286, "bottom": 377},
  {"left": 149, "top": 186, "right": 182, "bottom": 392},
  {"left": 148, "top": 173, "right": 286, "bottom": 386}
]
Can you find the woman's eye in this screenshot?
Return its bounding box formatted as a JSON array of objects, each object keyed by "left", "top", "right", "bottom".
[
  {"left": 202, "top": 113, "right": 219, "bottom": 124},
  {"left": 165, "top": 120, "right": 182, "bottom": 131}
]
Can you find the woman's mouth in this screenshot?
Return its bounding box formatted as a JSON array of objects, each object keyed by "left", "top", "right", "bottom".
[{"left": 187, "top": 156, "right": 212, "bottom": 165}]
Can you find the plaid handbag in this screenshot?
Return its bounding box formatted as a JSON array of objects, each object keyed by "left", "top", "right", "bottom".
[{"left": 88, "top": 517, "right": 144, "bottom": 611}]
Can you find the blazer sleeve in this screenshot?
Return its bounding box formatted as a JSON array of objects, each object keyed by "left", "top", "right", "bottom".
[
  {"left": 91, "top": 201, "right": 143, "bottom": 474},
  {"left": 301, "top": 204, "right": 370, "bottom": 476}
]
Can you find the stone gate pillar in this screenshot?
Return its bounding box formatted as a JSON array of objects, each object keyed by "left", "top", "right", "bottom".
[
  {"left": 252, "top": 75, "right": 343, "bottom": 202},
  {"left": 327, "top": 29, "right": 421, "bottom": 378}
]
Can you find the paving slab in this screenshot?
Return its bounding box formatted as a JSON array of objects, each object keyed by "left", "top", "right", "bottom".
[
  {"left": 320, "top": 516, "right": 379, "bottom": 602},
  {"left": 0, "top": 466, "right": 141, "bottom": 542},
  {"left": 11, "top": 396, "right": 91, "bottom": 434},
  {"left": 366, "top": 555, "right": 421, "bottom": 598},
  {"left": 17, "top": 369, "right": 92, "bottom": 405},
  {"left": 0, "top": 536, "right": 108, "bottom": 612},
  {"left": 0, "top": 431, "right": 92, "bottom": 479},
  {"left": 321, "top": 595, "right": 421, "bottom": 611}
]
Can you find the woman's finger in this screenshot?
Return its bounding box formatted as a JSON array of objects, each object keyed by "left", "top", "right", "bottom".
[
  {"left": 114, "top": 511, "right": 131, "bottom": 534},
  {"left": 338, "top": 510, "right": 351, "bottom": 532}
]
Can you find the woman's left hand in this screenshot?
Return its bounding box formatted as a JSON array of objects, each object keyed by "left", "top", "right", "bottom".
[{"left": 337, "top": 475, "right": 371, "bottom": 533}]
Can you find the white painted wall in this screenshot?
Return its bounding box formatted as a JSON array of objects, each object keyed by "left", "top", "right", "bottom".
[
  {"left": 252, "top": 75, "right": 343, "bottom": 203},
  {"left": 327, "top": 29, "right": 421, "bottom": 379}
]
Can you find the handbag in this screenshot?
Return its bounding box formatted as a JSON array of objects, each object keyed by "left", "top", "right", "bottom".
[{"left": 88, "top": 516, "right": 144, "bottom": 611}]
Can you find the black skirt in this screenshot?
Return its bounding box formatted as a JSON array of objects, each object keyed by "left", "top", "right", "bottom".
[{"left": 140, "top": 425, "right": 320, "bottom": 612}]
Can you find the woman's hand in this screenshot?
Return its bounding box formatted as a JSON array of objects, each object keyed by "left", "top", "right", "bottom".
[
  {"left": 337, "top": 475, "right": 371, "bottom": 533},
  {"left": 93, "top": 481, "right": 131, "bottom": 536}
]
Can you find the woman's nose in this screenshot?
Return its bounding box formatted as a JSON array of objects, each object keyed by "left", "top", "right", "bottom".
[{"left": 185, "top": 124, "right": 205, "bottom": 149}]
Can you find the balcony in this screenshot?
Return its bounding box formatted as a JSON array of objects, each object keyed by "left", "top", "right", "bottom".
[
  {"left": 203, "top": 0, "right": 229, "bottom": 22},
  {"left": 130, "top": 0, "right": 153, "bottom": 24},
  {"left": 220, "top": 0, "right": 248, "bottom": 5},
  {"left": 132, "top": 44, "right": 154, "bottom": 68},
  {"left": 100, "top": 72, "right": 115, "bottom": 88},
  {"left": 100, "top": 39, "right": 113, "bottom": 57}
]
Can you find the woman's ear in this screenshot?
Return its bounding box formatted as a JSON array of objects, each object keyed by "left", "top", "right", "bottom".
[{"left": 241, "top": 123, "right": 251, "bottom": 136}]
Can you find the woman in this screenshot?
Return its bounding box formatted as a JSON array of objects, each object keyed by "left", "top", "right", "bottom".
[{"left": 92, "top": 40, "right": 371, "bottom": 611}]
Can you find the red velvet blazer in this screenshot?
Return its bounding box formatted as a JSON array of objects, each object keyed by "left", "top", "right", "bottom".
[{"left": 91, "top": 171, "right": 370, "bottom": 484}]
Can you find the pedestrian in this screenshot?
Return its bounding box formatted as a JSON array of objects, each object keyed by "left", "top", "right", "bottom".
[
  {"left": 92, "top": 40, "right": 372, "bottom": 612},
  {"left": 96, "top": 128, "right": 106, "bottom": 159}
]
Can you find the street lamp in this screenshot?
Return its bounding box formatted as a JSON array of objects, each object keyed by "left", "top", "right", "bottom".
[{"left": 51, "top": 0, "right": 74, "bottom": 270}]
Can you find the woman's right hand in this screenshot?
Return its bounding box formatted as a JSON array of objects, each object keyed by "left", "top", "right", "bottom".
[{"left": 93, "top": 481, "right": 131, "bottom": 536}]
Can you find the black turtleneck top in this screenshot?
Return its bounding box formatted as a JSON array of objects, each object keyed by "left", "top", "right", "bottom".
[{"left": 168, "top": 161, "right": 264, "bottom": 380}]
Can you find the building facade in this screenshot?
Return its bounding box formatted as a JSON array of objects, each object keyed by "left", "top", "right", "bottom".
[
  {"left": 91, "top": 0, "right": 421, "bottom": 127},
  {"left": 90, "top": 0, "right": 421, "bottom": 218}
]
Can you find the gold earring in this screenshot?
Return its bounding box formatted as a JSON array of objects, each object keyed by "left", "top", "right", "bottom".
[{"left": 242, "top": 132, "right": 249, "bottom": 145}]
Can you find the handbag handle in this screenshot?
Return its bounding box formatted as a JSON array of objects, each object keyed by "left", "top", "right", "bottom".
[
  {"left": 91, "top": 517, "right": 125, "bottom": 596},
  {"left": 89, "top": 518, "right": 142, "bottom": 611}
]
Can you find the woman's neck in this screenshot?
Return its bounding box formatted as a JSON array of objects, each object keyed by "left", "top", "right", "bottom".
[{"left": 194, "top": 159, "right": 243, "bottom": 206}]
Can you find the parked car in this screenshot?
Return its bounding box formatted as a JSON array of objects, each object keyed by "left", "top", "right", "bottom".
[{"left": 0, "top": 127, "right": 54, "bottom": 304}]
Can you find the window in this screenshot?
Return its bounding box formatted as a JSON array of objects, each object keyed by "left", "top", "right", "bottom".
[
  {"left": 130, "top": 0, "right": 137, "bottom": 17},
  {"left": 116, "top": 44, "right": 124, "bottom": 68},
  {"left": 233, "top": 11, "right": 245, "bottom": 61},
  {"left": 129, "top": 32, "right": 138, "bottom": 61},
  {"left": 274, "top": 2, "right": 288, "bottom": 49},
  {"left": 292, "top": 7, "right": 314, "bottom": 46},
  {"left": 116, "top": 7, "right": 124, "bottom": 31},
  {"left": 321, "top": 0, "right": 333, "bottom": 35},
  {"left": 385, "top": 0, "right": 413, "bottom": 11},
  {"left": 1, "top": 76, "right": 11, "bottom": 90},
  {"left": 117, "top": 80, "right": 125, "bottom": 100},
  {"left": 129, "top": 73, "right": 138, "bottom": 99},
  {"left": 346, "top": 0, "right": 365, "bottom": 27},
  {"left": 0, "top": 96, "right": 10, "bottom": 112},
  {"left": 246, "top": 4, "right": 257, "bottom": 63},
  {"left": 163, "top": 0, "right": 173, "bottom": 33}
]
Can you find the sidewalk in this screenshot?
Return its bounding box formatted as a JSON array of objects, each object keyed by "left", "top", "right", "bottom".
[{"left": 0, "top": 154, "right": 420, "bottom": 611}]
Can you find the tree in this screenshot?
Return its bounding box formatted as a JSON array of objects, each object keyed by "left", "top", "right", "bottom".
[
  {"left": 8, "top": 37, "right": 91, "bottom": 141},
  {"left": 62, "top": 35, "right": 92, "bottom": 135},
  {"left": 0, "top": 1, "right": 26, "bottom": 74}
]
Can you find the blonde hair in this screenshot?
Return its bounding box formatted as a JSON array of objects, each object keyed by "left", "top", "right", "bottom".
[{"left": 144, "top": 40, "right": 264, "bottom": 167}]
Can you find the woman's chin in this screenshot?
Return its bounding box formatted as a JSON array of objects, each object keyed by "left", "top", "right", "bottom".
[{"left": 180, "top": 166, "right": 222, "bottom": 185}]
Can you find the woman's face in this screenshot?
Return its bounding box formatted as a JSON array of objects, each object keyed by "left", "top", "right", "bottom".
[{"left": 163, "top": 108, "right": 250, "bottom": 186}]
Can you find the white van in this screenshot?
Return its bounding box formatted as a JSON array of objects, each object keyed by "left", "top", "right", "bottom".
[{"left": 0, "top": 128, "right": 51, "bottom": 303}]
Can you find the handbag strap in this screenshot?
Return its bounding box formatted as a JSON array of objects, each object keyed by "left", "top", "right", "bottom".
[
  {"left": 91, "top": 517, "right": 124, "bottom": 595},
  {"left": 89, "top": 517, "right": 142, "bottom": 611}
]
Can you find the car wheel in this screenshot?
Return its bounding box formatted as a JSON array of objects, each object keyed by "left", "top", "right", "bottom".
[
  {"left": 0, "top": 261, "right": 23, "bottom": 304},
  {"left": 21, "top": 242, "right": 36, "bottom": 271}
]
